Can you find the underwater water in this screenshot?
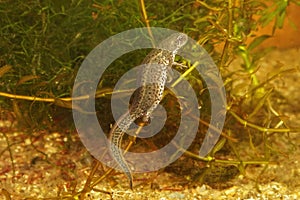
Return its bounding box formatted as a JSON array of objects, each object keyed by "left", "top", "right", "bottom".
[{"left": 1, "top": 1, "right": 300, "bottom": 199}]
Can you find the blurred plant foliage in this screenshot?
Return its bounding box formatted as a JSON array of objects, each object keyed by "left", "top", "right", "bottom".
[
  {"left": 1, "top": 0, "right": 298, "bottom": 124},
  {"left": 0, "top": 0, "right": 300, "bottom": 193}
]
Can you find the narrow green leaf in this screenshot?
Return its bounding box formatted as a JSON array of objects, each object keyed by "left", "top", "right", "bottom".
[
  {"left": 16, "top": 75, "right": 40, "bottom": 86},
  {"left": 248, "top": 35, "right": 271, "bottom": 51},
  {"left": 0, "top": 65, "right": 12, "bottom": 78}
]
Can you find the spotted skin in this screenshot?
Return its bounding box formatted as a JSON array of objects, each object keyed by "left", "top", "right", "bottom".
[{"left": 109, "top": 33, "right": 188, "bottom": 189}]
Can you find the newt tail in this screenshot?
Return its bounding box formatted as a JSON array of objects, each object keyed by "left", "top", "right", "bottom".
[{"left": 109, "top": 113, "right": 135, "bottom": 189}]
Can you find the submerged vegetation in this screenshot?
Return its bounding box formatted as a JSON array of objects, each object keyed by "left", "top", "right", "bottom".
[{"left": 0, "top": 0, "right": 300, "bottom": 198}]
